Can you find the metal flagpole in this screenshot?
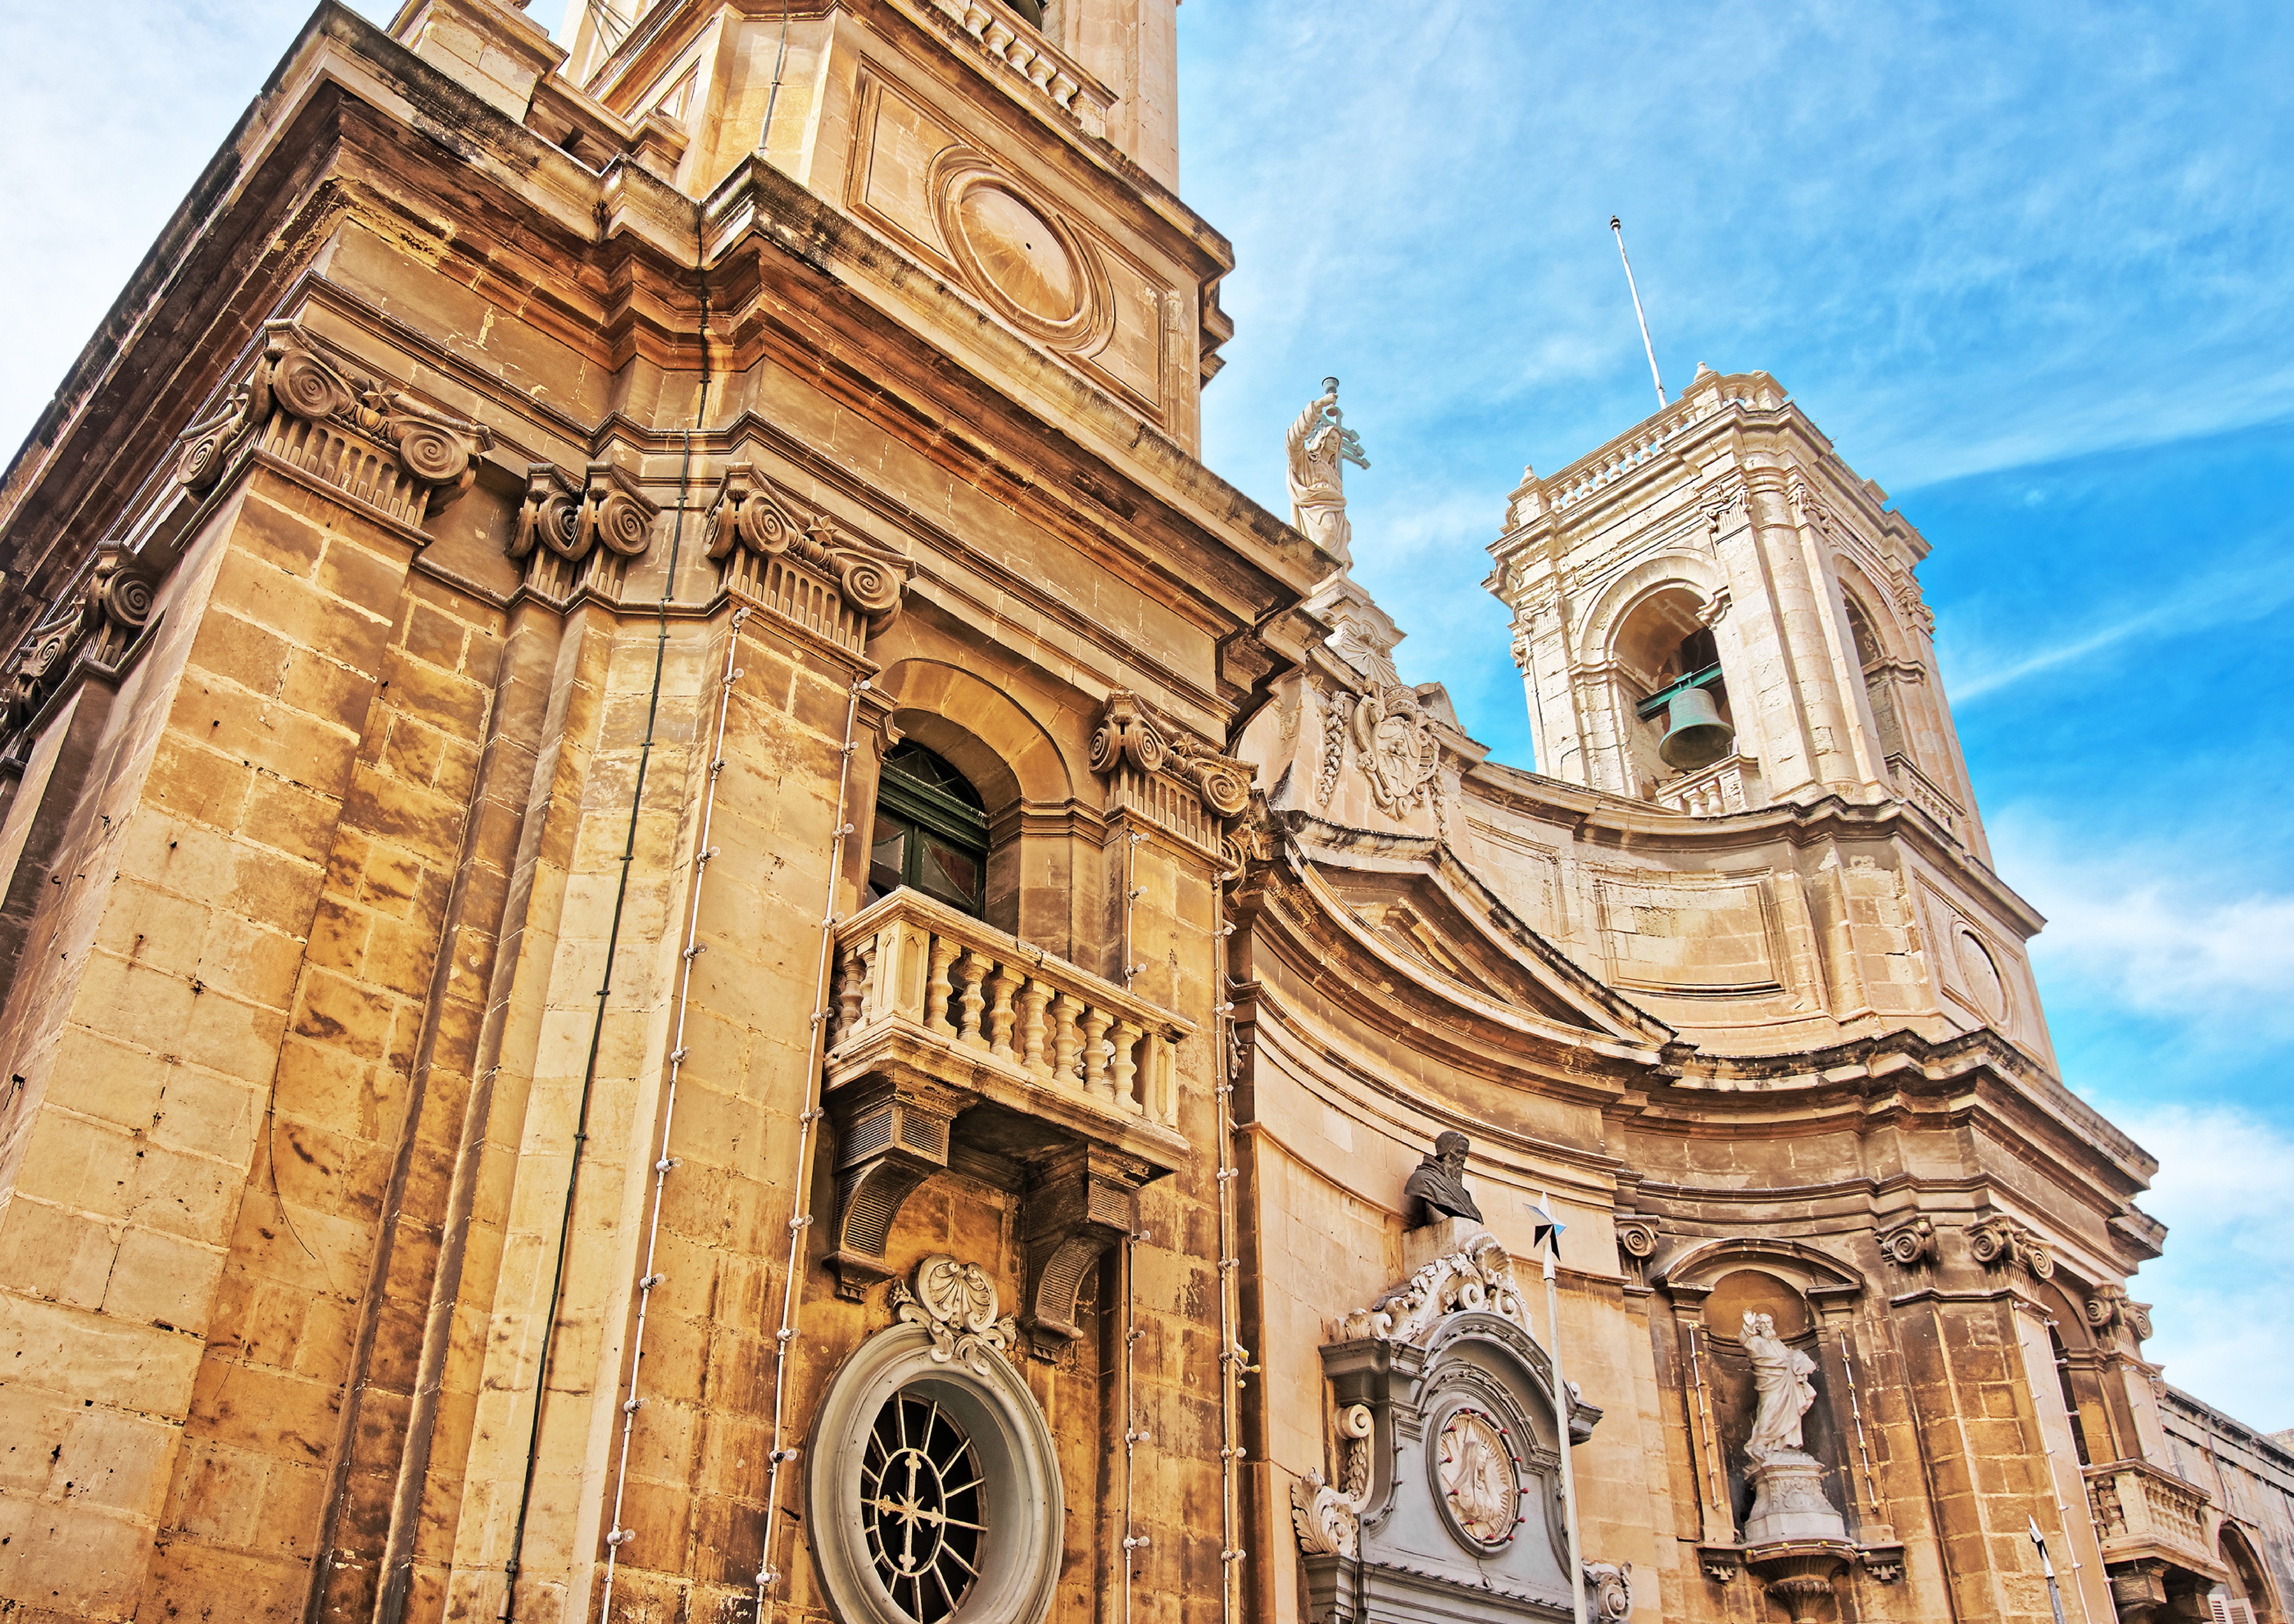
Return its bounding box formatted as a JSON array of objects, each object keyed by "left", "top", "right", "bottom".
[
  {"left": 1610, "top": 216, "right": 1666, "bottom": 411},
  {"left": 1535, "top": 1193, "right": 1588, "bottom": 1624},
  {"left": 2030, "top": 1517, "right": 2069, "bottom": 1624}
]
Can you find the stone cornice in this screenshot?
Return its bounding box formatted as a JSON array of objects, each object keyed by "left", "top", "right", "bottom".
[{"left": 1461, "top": 758, "right": 2048, "bottom": 939}]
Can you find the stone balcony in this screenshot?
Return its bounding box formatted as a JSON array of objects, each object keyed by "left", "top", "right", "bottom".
[
  {"left": 820, "top": 890, "right": 1195, "bottom": 1354},
  {"left": 2086, "top": 1458, "right": 2223, "bottom": 1585}
]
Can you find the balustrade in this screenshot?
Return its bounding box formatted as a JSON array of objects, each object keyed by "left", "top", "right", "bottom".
[{"left": 829, "top": 888, "right": 1189, "bottom": 1133}]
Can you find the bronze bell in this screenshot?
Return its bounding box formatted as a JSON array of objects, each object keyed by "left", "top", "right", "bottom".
[{"left": 1657, "top": 686, "right": 1733, "bottom": 770}]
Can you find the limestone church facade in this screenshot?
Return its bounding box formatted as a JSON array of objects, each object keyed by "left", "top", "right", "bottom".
[{"left": 0, "top": 3, "right": 2284, "bottom": 1624}]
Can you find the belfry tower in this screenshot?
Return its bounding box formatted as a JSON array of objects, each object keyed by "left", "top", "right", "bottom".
[{"left": 1488, "top": 366, "right": 1985, "bottom": 860}]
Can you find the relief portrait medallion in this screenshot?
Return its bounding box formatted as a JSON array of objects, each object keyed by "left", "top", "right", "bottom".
[{"left": 1434, "top": 1407, "right": 1519, "bottom": 1547}]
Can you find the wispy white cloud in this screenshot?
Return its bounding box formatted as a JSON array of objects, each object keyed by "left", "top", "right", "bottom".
[
  {"left": 2112, "top": 1103, "right": 2294, "bottom": 1431},
  {"left": 1989, "top": 812, "right": 2294, "bottom": 1036},
  {"left": 1943, "top": 551, "right": 2294, "bottom": 701}
]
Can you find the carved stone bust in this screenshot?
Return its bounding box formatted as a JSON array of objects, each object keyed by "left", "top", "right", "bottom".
[{"left": 1404, "top": 1131, "right": 1485, "bottom": 1227}]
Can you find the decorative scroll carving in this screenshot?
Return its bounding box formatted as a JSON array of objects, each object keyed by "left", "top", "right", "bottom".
[
  {"left": 1878, "top": 1214, "right": 1938, "bottom": 1267},
  {"left": 1337, "top": 1232, "right": 1535, "bottom": 1346},
  {"left": 1089, "top": 689, "right": 1255, "bottom": 841},
  {"left": 1289, "top": 1402, "right": 1374, "bottom": 1558},
  {"left": 890, "top": 1254, "right": 1018, "bottom": 1375},
  {"left": 1583, "top": 1560, "right": 1632, "bottom": 1619},
  {"left": 704, "top": 461, "right": 912, "bottom": 649},
  {"left": 2085, "top": 1283, "right": 2153, "bottom": 1344},
  {"left": 173, "top": 320, "right": 490, "bottom": 522},
  {"left": 1968, "top": 1213, "right": 2054, "bottom": 1279},
  {"left": 1615, "top": 1214, "right": 1662, "bottom": 1288},
  {"left": 508, "top": 460, "right": 658, "bottom": 602},
  {"left": 0, "top": 544, "right": 161, "bottom": 765}
]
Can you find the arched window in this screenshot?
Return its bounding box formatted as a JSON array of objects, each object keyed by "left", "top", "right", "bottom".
[
  {"left": 869, "top": 742, "right": 990, "bottom": 918},
  {"left": 2216, "top": 1522, "right": 2277, "bottom": 1622},
  {"left": 1841, "top": 592, "right": 1907, "bottom": 762}
]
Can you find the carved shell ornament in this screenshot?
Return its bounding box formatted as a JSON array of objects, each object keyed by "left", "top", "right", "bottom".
[{"left": 889, "top": 1254, "right": 1018, "bottom": 1375}]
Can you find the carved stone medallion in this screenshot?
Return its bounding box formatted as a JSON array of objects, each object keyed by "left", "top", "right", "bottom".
[
  {"left": 1350, "top": 683, "right": 1441, "bottom": 819},
  {"left": 1434, "top": 1406, "right": 1520, "bottom": 1548}
]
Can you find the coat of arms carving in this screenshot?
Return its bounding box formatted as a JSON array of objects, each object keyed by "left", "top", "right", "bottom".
[{"left": 1349, "top": 683, "right": 1442, "bottom": 819}]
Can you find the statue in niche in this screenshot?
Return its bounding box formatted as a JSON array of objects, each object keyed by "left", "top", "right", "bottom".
[
  {"left": 1287, "top": 377, "right": 1370, "bottom": 569},
  {"left": 1741, "top": 1311, "right": 1819, "bottom": 1464},
  {"left": 1403, "top": 1131, "right": 1485, "bottom": 1228}
]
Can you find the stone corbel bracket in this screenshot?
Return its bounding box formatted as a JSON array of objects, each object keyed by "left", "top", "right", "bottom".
[
  {"left": 0, "top": 544, "right": 162, "bottom": 774},
  {"left": 704, "top": 460, "right": 912, "bottom": 653},
  {"left": 1967, "top": 1212, "right": 2054, "bottom": 1279},
  {"left": 508, "top": 459, "right": 659, "bottom": 605},
  {"left": 823, "top": 1070, "right": 978, "bottom": 1301},
  {"left": 175, "top": 319, "right": 491, "bottom": 527},
  {"left": 1018, "top": 1143, "right": 1154, "bottom": 1362},
  {"left": 1090, "top": 689, "right": 1254, "bottom": 853}
]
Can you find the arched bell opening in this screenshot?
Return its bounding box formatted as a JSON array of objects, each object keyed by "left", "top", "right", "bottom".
[{"left": 1615, "top": 586, "right": 1735, "bottom": 789}]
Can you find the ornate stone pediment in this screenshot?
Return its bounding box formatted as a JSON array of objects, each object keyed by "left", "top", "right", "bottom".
[
  {"left": 1336, "top": 1231, "right": 1535, "bottom": 1346},
  {"left": 704, "top": 460, "right": 912, "bottom": 650},
  {"left": 174, "top": 320, "right": 491, "bottom": 525},
  {"left": 1301, "top": 1232, "right": 1603, "bottom": 1624},
  {"left": 509, "top": 459, "right": 659, "bottom": 603}
]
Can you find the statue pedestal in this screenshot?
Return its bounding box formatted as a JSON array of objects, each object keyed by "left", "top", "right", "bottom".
[
  {"left": 1404, "top": 1217, "right": 1490, "bottom": 1275},
  {"left": 1742, "top": 1452, "right": 1847, "bottom": 1545}
]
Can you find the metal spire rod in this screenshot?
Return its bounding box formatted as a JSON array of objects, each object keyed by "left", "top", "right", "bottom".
[
  {"left": 1610, "top": 216, "right": 1666, "bottom": 410},
  {"left": 1535, "top": 1193, "right": 1588, "bottom": 1624}
]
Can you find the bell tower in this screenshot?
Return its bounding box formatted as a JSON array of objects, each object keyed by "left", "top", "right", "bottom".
[
  {"left": 1486, "top": 367, "right": 1991, "bottom": 862},
  {"left": 527, "top": 0, "right": 1216, "bottom": 448}
]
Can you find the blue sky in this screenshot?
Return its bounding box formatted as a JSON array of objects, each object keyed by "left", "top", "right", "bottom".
[{"left": 3, "top": 3, "right": 2288, "bottom": 1426}]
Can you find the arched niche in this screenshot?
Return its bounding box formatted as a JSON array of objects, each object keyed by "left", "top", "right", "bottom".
[
  {"left": 1654, "top": 1240, "right": 1872, "bottom": 1541},
  {"left": 1834, "top": 565, "right": 1913, "bottom": 766},
  {"left": 2219, "top": 1522, "right": 2280, "bottom": 1621}
]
